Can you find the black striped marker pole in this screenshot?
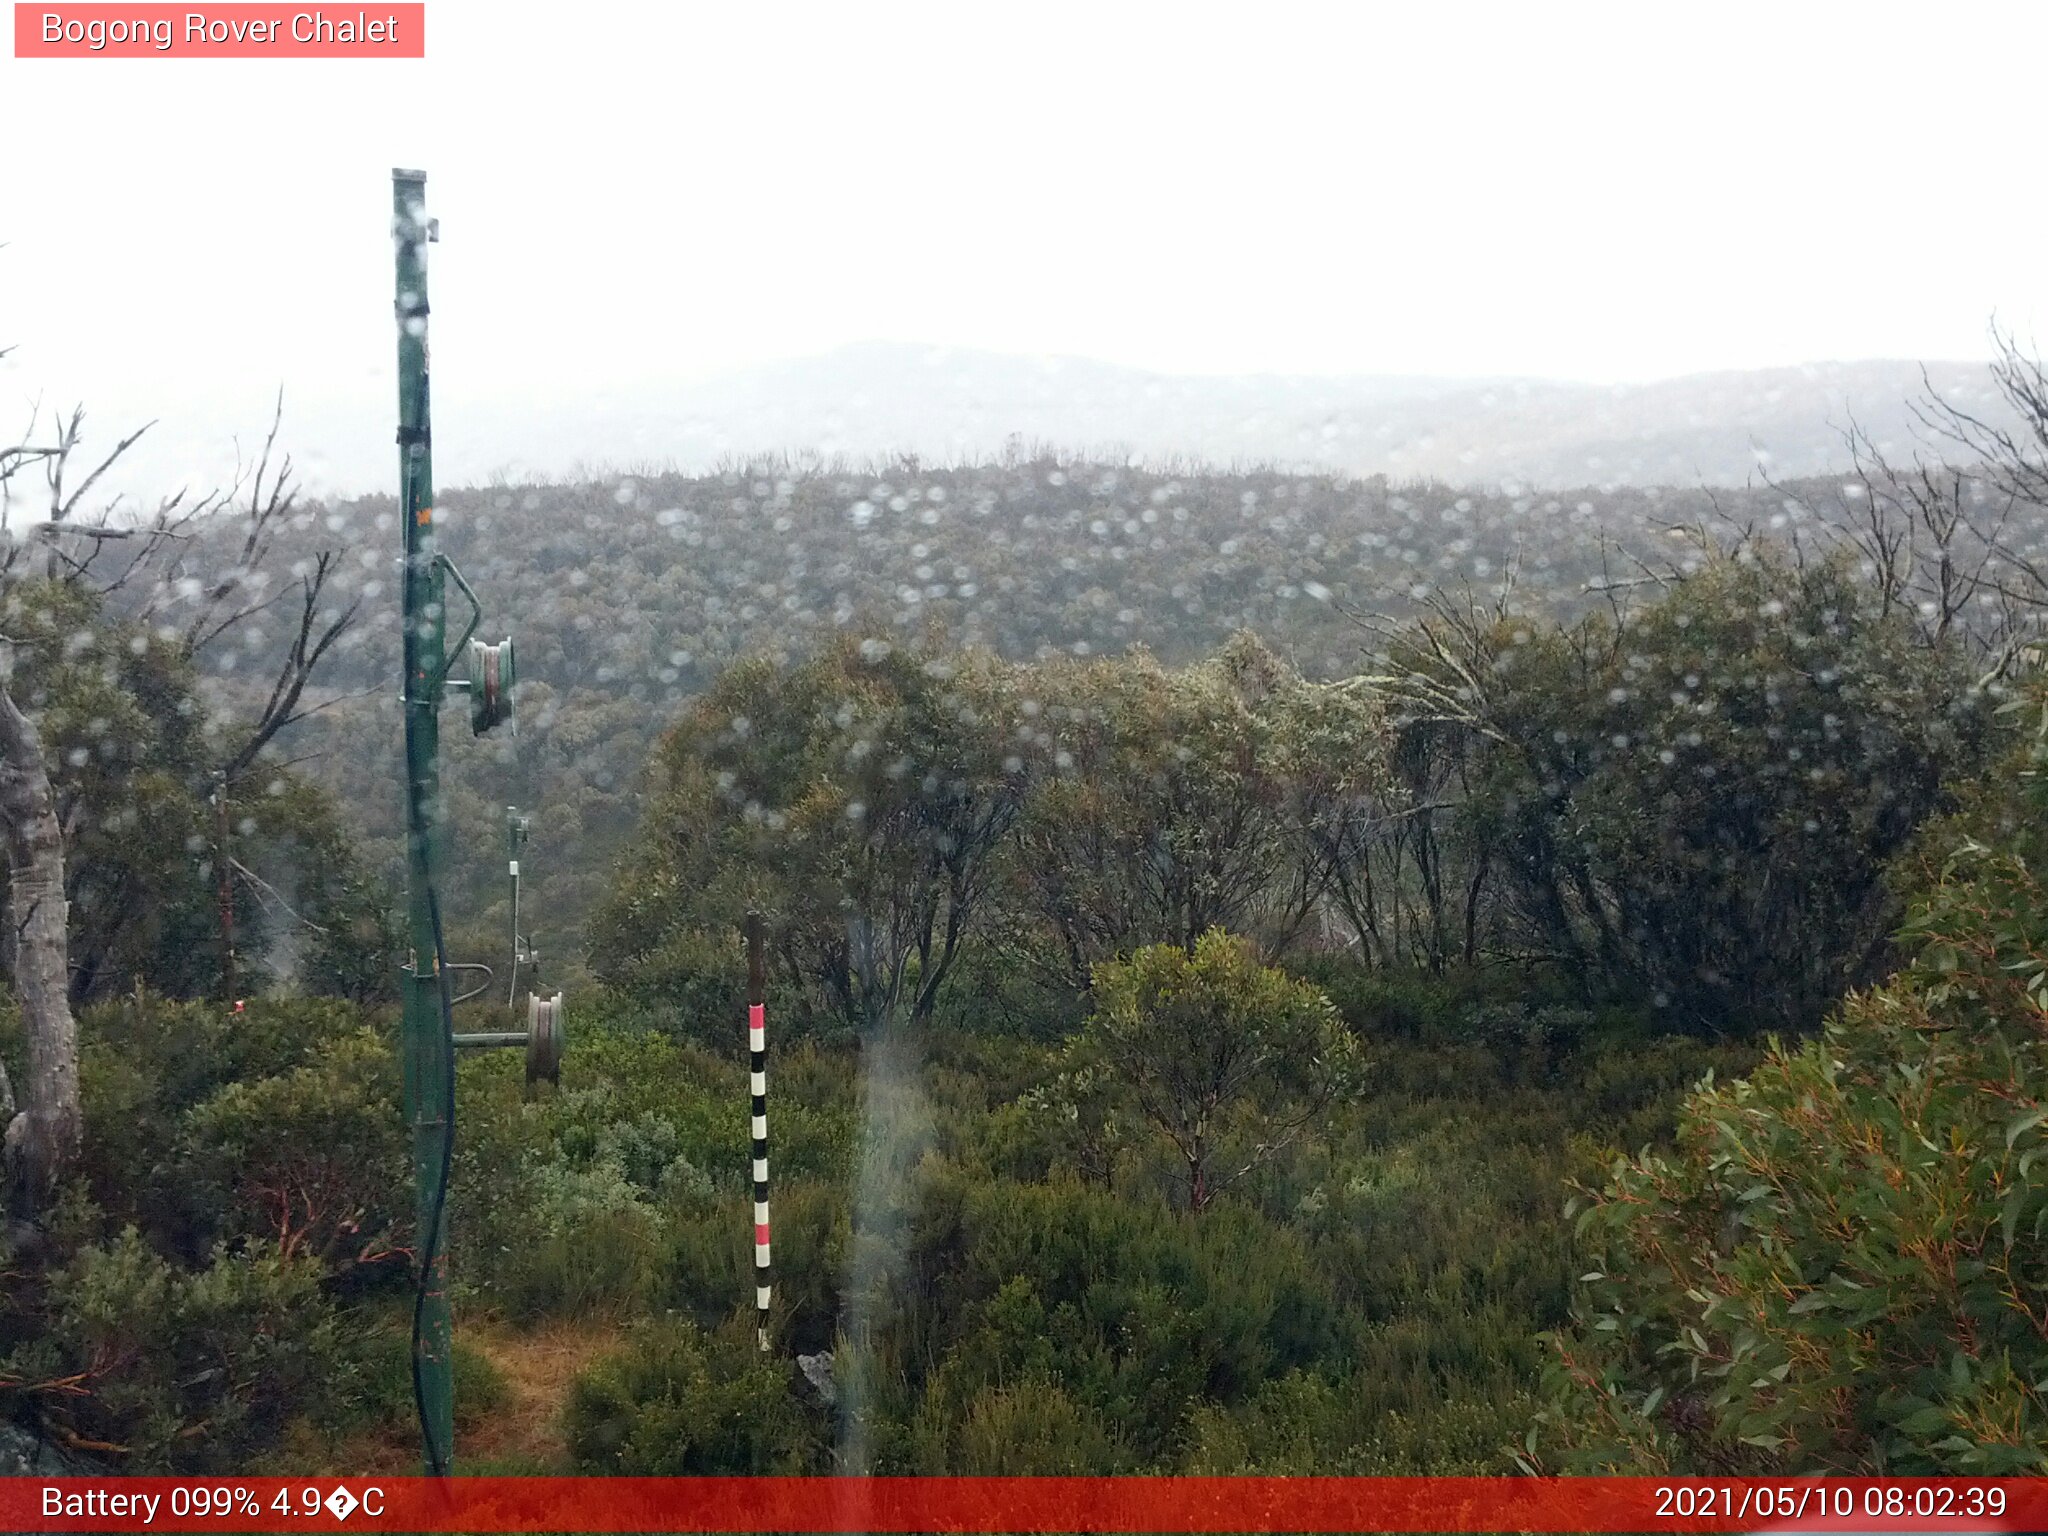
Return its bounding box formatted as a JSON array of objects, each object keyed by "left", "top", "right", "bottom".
[{"left": 746, "top": 913, "right": 771, "bottom": 1351}]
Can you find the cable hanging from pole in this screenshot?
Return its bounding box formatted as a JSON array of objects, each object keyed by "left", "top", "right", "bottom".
[{"left": 403, "top": 704, "right": 458, "bottom": 1481}]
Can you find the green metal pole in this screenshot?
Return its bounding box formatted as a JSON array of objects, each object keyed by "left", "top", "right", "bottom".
[{"left": 393, "top": 166, "right": 455, "bottom": 1475}]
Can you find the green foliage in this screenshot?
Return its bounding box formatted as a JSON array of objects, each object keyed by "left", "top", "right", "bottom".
[
  {"left": 916, "top": 1375, "right": 1130, "bottom": 1473},
  {"left": 498, "top": 1171, "right": 668, "bottom": 1321},
  {"left": 925, "top": 917, "right": 1086, "bottom": 1043},
  {"left": 665, "top": 1176, "right": 847, "bottom": 1351},
  {"left": 874, "top": 1169, "right": 1342, "bottom": 1467},
  {"left": 34, "top": 441, "right": 2041, "bottom": 1481},
  {"left": 325, "top": 1319, "right": 509, "bottom": 1441},
  {"left": 1070, "top": 931, "right": 1361, "bottom": 1210},
  {"left": 1531, "top": 677, "right": 2048, "bottom": 1474},
  {"left": 254, "top": 458, "right": 2019, "bottom": 1025},
  {"left": 592, "top": 926, "right": 747, "bottom": 1043},
  {"left": 275, "top": 459, "right": 1660, "bottom": 976},
  {"left": 1435, "top": 551, "right": 1996, "bottom": 1033},
  {"left": 565, "top": 1319, "right": 822, "bottom": 1473},
  {"left": 31, "top": 945, "right": 1749, "bottom": 1476},
  {"left": 181, "top": 1030, "right": 408, "bottom": 1272},
  {"left": 593, "top": 633, "right": 1038, "bottom": 1037},
  {"left": 0, "top": 997, "right": 420, "bottom": 1468},
  {"left": 1183, "top": 1369, "right": 1532, "bottom": 1474},
  {"left": 0, "top": 1227, "right": 357, "bottom": 1471},
  {"left": 72, "top": 994, "right": 387, "bottom": 1259},
  {"left": 1287, "top": 957, "right": 1469, "bottom": 1042},
  {"left": 586, "top": 543, "right": 1991, "bottom": 1053},
  {"left": 1009, "top": 636, "right": 1396, "bottom": 983},
  {"left": 247, "top": 778, "right": 401, "bottom": 1004},
  {"left": 449, "top": 1028, "right": 857, "bottom": 1319},
  {"left": 491, "top": 967, "right": 1693, "bottom": 1477}
]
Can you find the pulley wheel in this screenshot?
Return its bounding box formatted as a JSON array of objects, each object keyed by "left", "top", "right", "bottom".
[
  {"left": 469, "top": 636, "right": 516, "bottom": 736},
  {"left": 526, "top": 990, "right": 564, "bottom": 1086}
]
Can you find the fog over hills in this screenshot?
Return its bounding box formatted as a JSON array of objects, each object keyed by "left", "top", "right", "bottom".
[
  {"left": 444, "top": 343, "right": 2009, "bottom": 491},
  {"left": 63, "top": 342, "right": 2015, "bottom": 500}
]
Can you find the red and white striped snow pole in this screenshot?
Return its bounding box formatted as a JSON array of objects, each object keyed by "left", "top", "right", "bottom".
[{"left": 746, "top": 912, "right": 771, "bottom": 1351}]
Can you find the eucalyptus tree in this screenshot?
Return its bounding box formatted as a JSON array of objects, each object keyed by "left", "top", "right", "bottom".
[
  {"left": 1072, "top": 930, "right": 1360, "bottom": 1213},
  {"left": 596, "top": 631, "right": 1040, "bottom": 1036},
  {"left": 1010, "top": 632, "right": 1397, "bottom": 989},
  {"left": 1367, "top": 550, "right": 1993, "bottom": 1033}
]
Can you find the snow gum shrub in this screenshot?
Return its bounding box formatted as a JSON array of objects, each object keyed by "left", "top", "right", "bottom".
[
  {"left": 887, "top": 1166, "right": 1340, "bottom": 1469},
  {"left": 69, "top": 995, "right": 386, "bottom": 1261},
  {"left": 586, "top": 927, "right": 748, "bottom": 1047},
  {"left": 566, "top": 1317, "right": 824, "bottom": 1473},
  {"left": 0, "top": 579, "right": 394, "bottom": 1006},
  {"left": 1528, "top": 672, "right": 2048, "bottom": 1475},
  {"left": 0, "top": 997, "right": 419, "bottom": 1466},
  {"left": 181, "top": 1032, "right": 409, "bottom": 1278},
  {"left": 0, "top": 1224, "right": 356, "bottom": 1472},
  {"left": 1067, "top": 931, "right": 1362, "bottom": 1213},
  {"left": 1458, "top": 551, "right": 1997, "bottom": 1036}
]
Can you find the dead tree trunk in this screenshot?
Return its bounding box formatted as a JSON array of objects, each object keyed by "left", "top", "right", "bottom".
[{"left": 0, "top": 674, "right": 79, "bottom": 1217}]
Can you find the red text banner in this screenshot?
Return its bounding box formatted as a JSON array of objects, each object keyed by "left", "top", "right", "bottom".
[
  {"left": 14, "top": 4, "right": 424, "bottom": 57},
  {"left": 13, "top": 1477, "right": 2047, "bottom": 1533}
]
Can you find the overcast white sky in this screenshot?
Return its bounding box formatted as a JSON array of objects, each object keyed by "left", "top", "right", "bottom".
[{"left": 2, "top": 0, "right": 2044, "bottom": 494}]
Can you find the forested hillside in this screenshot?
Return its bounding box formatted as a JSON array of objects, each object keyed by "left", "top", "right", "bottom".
[
  {"left": 207, "top": 445, "right": 2047, "bottom": 991},
  {"left": 2, "top": 349, "right": 2046, "bottom": 1477}
]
